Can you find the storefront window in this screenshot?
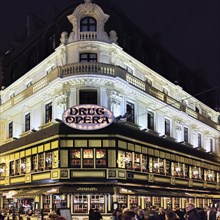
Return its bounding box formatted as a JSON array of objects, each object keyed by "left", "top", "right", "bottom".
[
  {"left": 70, "top": 150, "right": 81, "bottom": 168},
  {"left": 21, "top": 158, "right": 26, "bottom": 174},
  {"left": 125, "top": 152, "right": 132, "bottom": 170},
  {"left": 83, "top": 149, "right": 94, "bottom": 168},
  {"left": 192, "top": 166, "right": 199, "bottom": 179},
  {"left": 90, "top": 195, "right": 105, "bottom": 213},
  {"left": 142, "top": 155, "right": 148, "bottom": 172},
  {"left": 143, "top": 196, "right": 151, "bottom": 209},
  {"left": 0, "top": 163, "right": 6, "bottom": 177},
  {"left": 45, "top": 152, "right": 52, "bottom": 170},
  {"left": 130, "top": 195, "right": 138, "bottom": 208},
  {"left": 152, "top": 158, "right": 164, "bottom": 174},
  {"left": 118, "top": 195, "right": 127, "bottom": 208},
  {"left": 43, "top": 195, "right": 50, "bottom": 211},
  {"left": 73, "top": 195, "right": 88, "bottom": 213},
  {"left": 134, "top": 153, "right": 140, "bottom": 171},
  {"left": 53, "top": 195, "right": 67, "bottom": 210},
  {"left": 206, "top": 170, "right": 215, "bottom": 182},
  {"left": 38, "top": 153, "right": 45, "bottom": 171},
  {"left": 15, "top": 159, "right": 21, "bottom": 175},
  {"left": 31, "top": 155, "right": 38, "bottom": 172},
  {"left": 173, "top": 198, "right": 179, "bottom": 208},
  {"left": 10, "top": 161, "right": 15, "bottom": 176},
  {"left": 153, "top": 197, "right": 161, "bottom": 207},
  {"left": 173, "top": 162, "right": 184, "bottom": 177},
  {"left": 165, "top": 160, "right": 170, "bottom": 175},
  {"left": 96, "top": 149, "right": 106, "bottom": 168},
  {"left": 183, "top": 164, "right": 189, "bottom": 178}
]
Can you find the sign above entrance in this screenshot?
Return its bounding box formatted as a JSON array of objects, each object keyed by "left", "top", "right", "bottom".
[{"left": 62, "top": 104, "right": 114, "bottom": 130}]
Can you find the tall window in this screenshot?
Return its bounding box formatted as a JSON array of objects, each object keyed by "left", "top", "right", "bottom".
[
  {"left": 210, "top": 139, "right": 213, "bottom": 152},
  {"left": 165, "top": 119, "right": 170, "bottom": 136},
  {"left": 38, "top": 153, "right": 45, "bottom": 171},
  {"left": 126, "top": 102, "right": 135, "bottom": 123},
  {"left": 70, "top": 150, "right": 81, "bottom": 168},
  {"left": 80, "top": 53, "right": 97, "bottom": 62},
  {"left": 0, "top": 164, "right": 6, "bottom": 177},
  {"left": 9, "top": 122, "right": 13, "bottom": 138},
  {"left": 80, "top": 17, "right": 97, "bottom": 32},
  {"left": 96, "top": 149, "right": 106, "bottom": 168},
  {"left": 10, "top": 161, "right": 15, "bottom": 176},
  {"left": 198, "top": 133, "right": 202, "bottom": 147},
  {"left": 45, "top": 102, "right": 52, "bottom": 123},
  {"left": 83, "top": 149, "right": 94, "bottom": 168},
  {"left": 184, "top": 127, "right": 188, "bottom": 143},
  {"left": 31, "top": 155, "right": 38, "bottom": 172},
  {"left": 25, "top": 113, "right": 30, "bottom": 132},
  {"left": 134, "top": 153, "right": 140, "bottom": 171},
  {"left": 21, "top": 158, "right": 26, "bottom": 174},
  {"left": 147, "top": 112, "right": 154, "bottom": 130},
  {"left": 45, "top": 152, "right": 52, "bottom": 170},
  {"left": 79, "top": 90, "right": 97, "bottom": 104}
]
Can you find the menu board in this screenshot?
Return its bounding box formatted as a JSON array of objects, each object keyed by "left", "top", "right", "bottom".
[{"left": 57, "top": 208, "right": 71, "bottom": 220}]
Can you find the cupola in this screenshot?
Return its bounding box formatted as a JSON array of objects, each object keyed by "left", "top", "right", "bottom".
[{"left": 60, "top": 0, "right": 118, "bottom": 44}]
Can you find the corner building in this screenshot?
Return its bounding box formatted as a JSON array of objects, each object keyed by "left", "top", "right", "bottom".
[{"left": 0, "top": 0, "right": 220, "bottom": 219}]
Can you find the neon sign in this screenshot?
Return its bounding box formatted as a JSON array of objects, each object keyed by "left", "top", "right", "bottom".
[{"left": 62, "top": 104, "right": 114, "bottom": 130}]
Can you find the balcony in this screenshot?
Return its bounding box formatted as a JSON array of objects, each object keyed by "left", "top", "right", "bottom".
[{"left": 1, "top": 62, "right": 219, "bottom": 131}]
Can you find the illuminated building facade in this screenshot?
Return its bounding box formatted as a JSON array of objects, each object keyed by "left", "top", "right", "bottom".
[{"left": 0, "top": 0, "right": 220, "bottom": 218}]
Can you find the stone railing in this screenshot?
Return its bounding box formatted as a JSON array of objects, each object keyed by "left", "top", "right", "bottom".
[
  {"left": 79, "top": 32, "right": 97, "bottom": 40},
  {"left": 0, "top": 62, "right": 219, "bottom": 131}
]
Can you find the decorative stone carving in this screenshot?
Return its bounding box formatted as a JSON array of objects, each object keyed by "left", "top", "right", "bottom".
[
  {"left": 55, "top": 91, "right": 67, "bottom": 109},
  {"left": 60, "top": 31, "right": 68, "bottom": 45},
  {"left": 110, "top": 91, "right": 123, "bottom": 117},
  {"left": 109, "top": 30, "right": 118, "bottom": 44}
]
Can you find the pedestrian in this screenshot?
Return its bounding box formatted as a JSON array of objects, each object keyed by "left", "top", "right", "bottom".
[
  {"left": 89, "top": 209, "right": 94, "bottom": 220},
  {"left": 112, "top": 209, "right": 123, "bottom": 220},
  {"left": 92, "top": 208, "right": 103, "bottom": 220},
  {"left": 185, "top": 203, "right": 200, "bottom": 220},
  {"left": 158, "top": 207, "right": 165, "bottom": 220},
  {"left": 165, "top": 211, "right": 178, "bottom": 220},
  {"left": 122, "top": 210, "right": 136, "bottom": 220}
]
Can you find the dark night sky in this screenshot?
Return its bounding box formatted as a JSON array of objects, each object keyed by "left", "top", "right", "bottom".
[{"left": 0, "top": 0, "right": 219, "bottom": 91}]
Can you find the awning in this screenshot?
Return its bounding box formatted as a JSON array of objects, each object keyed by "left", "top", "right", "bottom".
[
  {"left": 119, "top": 187, "right": 192, "bottom": 198},
  {"left": 13, "top": 185, "right": 114, "bottom": 198},
  {"left": 119, "top": 186, "right": 220, "bottom": 198},
  {"left": 13, "top": 187, "right": 60, "bottom": 198}
]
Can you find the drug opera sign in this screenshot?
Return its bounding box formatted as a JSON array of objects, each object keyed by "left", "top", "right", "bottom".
[{"left": 62, "top": 104, "right": 114, "bottom": 130}]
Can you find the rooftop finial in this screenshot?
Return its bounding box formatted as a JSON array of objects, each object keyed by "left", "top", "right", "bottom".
[{"left": 84, "top": 0, "right": 92, "bottom": 3}]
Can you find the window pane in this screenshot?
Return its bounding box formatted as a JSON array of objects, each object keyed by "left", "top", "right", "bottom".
[
  {"left": 80, "top": 17, "right": 97, "bottom": 32},
  {"left": 148, "top": 112, "right": 154, "bottom": 130},
  {"left": 83, "top": 149, "right": 93, "bottom": 168},
  {"left": 25, "top": 113, "right": 30, "bottom": 132},
  {"left": 45, "top": 102, "right": 52, "bottom": 123},
  {"left": 96, "top": 149, "right": 106, "bottom": 168},
  {"left": 126, "top": 102, "right": 135, "bottom": 123},
  {"left": 79, "top": 90, "right": 97, "bottom": 104},
  {"left": 70, "top": 150, "right": 81, "bottom": 168}
]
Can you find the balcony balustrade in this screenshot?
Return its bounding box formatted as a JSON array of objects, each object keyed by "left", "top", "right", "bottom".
[{"left": 0, "top": 62, "right": 219, "bottom": 130}]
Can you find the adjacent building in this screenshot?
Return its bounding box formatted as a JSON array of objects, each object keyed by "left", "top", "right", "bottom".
[{"left": 0, "top": 0, "right": 220, "bottom": 219}]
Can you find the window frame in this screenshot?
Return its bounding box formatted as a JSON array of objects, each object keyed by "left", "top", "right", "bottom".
[
  {"left": 80, "top": 17, "right": 97, "bottom": 32},
  {"left": 79, "top": 89, "right": 98, "bottom": 105},
  {"left": 147, "top": 111, "right": 154, "bottom": 130},
  {"left": 79, "top": 53, "right": 97, "bottom": 62},
  {"left": 45, "top": 102, "right": 52, "bottom": 123},
  {"left": 165, "top": 118, "right": 171, "bottom": 136},
  {"left": 8, "top": 122, "right": 13, "bottom": 138},
  {"left": 126, "top": 101, "right": 135, "bottom": 123},
  {"left": 25, "top": 113, "right": 30, "bottom": 132}
]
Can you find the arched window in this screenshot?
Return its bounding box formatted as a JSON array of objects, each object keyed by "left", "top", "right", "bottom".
[{"left": 80, "top": 17, "right": 97, "bottom": 32}]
